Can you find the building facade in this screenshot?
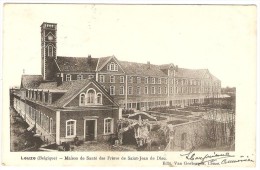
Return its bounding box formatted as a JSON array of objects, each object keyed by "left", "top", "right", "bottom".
[
  {"left": 39, "top": 22, "right": 221, "bottom": 110},
  {"left": 11, "top": 22, "right": 221, "bottom": 145}
]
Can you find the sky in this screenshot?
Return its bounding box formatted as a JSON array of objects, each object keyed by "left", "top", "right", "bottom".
[{"left": 3, "top": 4, "right": 256, "bottom": 87}]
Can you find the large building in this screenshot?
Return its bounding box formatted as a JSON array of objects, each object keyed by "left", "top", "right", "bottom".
[
  {"left": 40, "top": 22, "right": 221, "bottom": 110},
  {"left": 12, "top": 22, "right": 221, "bottom": 145}
]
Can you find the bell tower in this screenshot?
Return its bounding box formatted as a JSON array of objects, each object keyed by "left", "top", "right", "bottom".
[{"left": 41, "top": 22, "right": 57, "bottom": 81}]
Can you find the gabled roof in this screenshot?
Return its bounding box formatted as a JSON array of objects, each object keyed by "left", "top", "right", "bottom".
[
  {"left": 20, "top": 75, "right": 43, "bottom": 89},
  {"left": 51, "top": 79, "right": 118, "bottom": 108},
  {"left": 119, "top": 61, "right": 167, "bottom": 77},
  {"left": 175, "top": 68, "right": 208, "bottom": 79},
  {"left": 53, "top": 79, "right": 92, "bottom": 107},
  {"left": 56, "top": 56, "right": 98, "bottom": 72},
  {"left": 96, "top": 56, "right": 112, "bottom": 71}
]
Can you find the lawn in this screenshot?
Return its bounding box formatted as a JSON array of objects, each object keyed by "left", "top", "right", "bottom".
[{"left": 10, "top": 107, "right": 36, "bottom": 151}]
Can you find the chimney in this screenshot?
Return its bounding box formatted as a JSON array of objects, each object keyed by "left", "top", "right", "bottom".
[
  {"left": 147, "top": 61, "right": 150, "bottom": 69},
  {"left": 87, "top": 54, "right": 92, "bottom": 65}
]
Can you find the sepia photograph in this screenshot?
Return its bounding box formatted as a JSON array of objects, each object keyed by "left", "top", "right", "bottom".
[{"left": 1, "top": 2, "right": 258, "bottom": 167}]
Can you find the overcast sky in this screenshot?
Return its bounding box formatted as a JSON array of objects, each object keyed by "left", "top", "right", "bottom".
[{"left": 3, "top": 4, "right": 256, "bottom": 87}]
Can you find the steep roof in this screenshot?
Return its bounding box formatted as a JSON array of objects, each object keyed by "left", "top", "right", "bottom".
[
  {"left": 20, "top": 75, "right": 43, "bottom": 89},
  {"left": 53, "top": 79, "right": 92, "bottom": 107},
  {"left": 96, "top": 56, "right": 112, "bottom": 71},
  {"left": 175, "top": 68, "right": 208, "bottom": 79},
  {"left": 52, "top": 79, "right": 118, "bottom": 108},
  {"left": 119, "top": 61, "right": 167, "bottom": 77},
  {"left": 56, "top": 56, "right": 98, "bottom": 72}
]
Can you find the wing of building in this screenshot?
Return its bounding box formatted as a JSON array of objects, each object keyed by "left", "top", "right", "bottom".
[{"left": 11, "top": 22, "right": 221, "bottom": 145}]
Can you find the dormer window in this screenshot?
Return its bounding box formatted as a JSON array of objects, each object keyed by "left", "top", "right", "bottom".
[
  {"left": 77, "top": 74, "right": 83, "bottom": 80},
  {"left": 107, "top": 62, "right": 118, "bottom": 71},
  {"left": 66, "top": 74, "right": 71, "bottom": 81}
]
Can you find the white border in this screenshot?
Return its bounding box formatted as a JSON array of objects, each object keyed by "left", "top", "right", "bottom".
[{"left": 0, "top": 1, "right": 259, "bottom": 170}]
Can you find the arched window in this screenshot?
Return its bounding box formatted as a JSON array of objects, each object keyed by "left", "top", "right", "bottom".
[
  {"left": 87, "top": 89, "right": 95, "bottom": 104},
  {"left": 79, "top": 93, "right": 85, "bottom": 105},
  {"left": 47, "top": 45, "right": 53, "bottom": 57},
  {"left": 97, "top": 93, "right": 102, "bottom": 104}
]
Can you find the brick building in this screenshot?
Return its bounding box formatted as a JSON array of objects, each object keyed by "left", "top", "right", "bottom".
[
  {"left": 40, "top": 22, "right": 221, "bottom": 110},
  {"left": 12, "top": 22, "right": 221, "bottom": 145}
]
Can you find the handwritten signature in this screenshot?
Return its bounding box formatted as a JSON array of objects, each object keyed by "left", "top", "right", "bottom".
[{"left": 180, "top": 146, "right": 254, "bottom": 165}]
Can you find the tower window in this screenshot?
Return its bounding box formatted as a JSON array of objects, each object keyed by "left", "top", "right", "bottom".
[{"left": 47, "top": 45, "right": 54, "bottom": 57}]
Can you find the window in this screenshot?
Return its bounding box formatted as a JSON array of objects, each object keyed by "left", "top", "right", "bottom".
[
  {"left": 151, "top": 86, "right": 155, "bottom": 94},
  {"left": 66, "top": 120, "right": 76, "bottom": 137},
  {"left": 170, "top": 87, "right": 173, "bottom": 94},
  {"left": 145, "top": 86, "right": 148, "bottom": 94},
  {"left": 165, "top": 87, "right": 167, "bottom": 94},
  {"left": 115, "top": 64, "right": 118, "bottom": 71},
  {"left": 97, "top": 93, "right": 102, "bottom": 104},
  {"left": 47, "top": 45, "right": 53, "bottom": 57},
  {"left": 165, "top": 79, "right": 168, "bottom": 84},
  {"left": 120, "top": 76, "right": 124, "bottom": 83},
  {"left": 79, "top": 93, "right": 85, "bottom": 105},
  {"left": 110, "top": 63, "right": 114, "bottom": 70},
  {"left": 110, "top": 75, "right": 115, "bottom": 83},
  {"left": 137, "top": 86, "right": 141, "bottom": 95},
  {"left": 99, "top": 75, "right": 105, "bottom": 83},
  {"left": 129, "top": 77, "right": 133, "bottom": 83},
  {"left": 87, "top": 89, "right": 95, "bottom": 104},
  {"left": 137, "top": 77, "right": 141, "bottom": 84},
  {"left": 119, "top": 86, "right": 124, "bottom": 95},
  {"left": 88, "top": 75, "right": 94, "bottom": 79},
  {"left": 175, "top": 79, "right": 178, "bottom": 85},
  {"left": 158, "top": 78, "right": 161, "bottom": 84},
  {"left": 104, "top": 118, "right": 113, "bottom": 134},
  {"left": 158, "top": 87, "right": 161, "bottom": 94},
  {"left": 128, "top": 86, "right": 133, "bottom": 95},
  {"left": 66, "top": 74, "right": 71, "bottom": 81},
  {"left": 49, "top": 118, "right": 53, "bottom": 134},
  {"left": 151, "top": 78, "right": 155, "bottom": 84},
  {"left": 110, "top": 86, "right": 115, "bottom": 95},
  {"left": 107, "top": 62, "right": 118, "bottom": 71},
  {"left": 77, "top": 74, "right": 83, "bottom": 80},
  {"left": 145, "top": 77, "right": 149, "bottom": 84}
]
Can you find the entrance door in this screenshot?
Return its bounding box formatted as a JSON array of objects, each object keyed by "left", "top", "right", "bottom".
[{"left": 85, "top": 120, "right": 95, "bottom": 141}]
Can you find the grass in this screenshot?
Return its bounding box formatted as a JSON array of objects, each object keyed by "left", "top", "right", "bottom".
[{"left": 10, "top": 107, "right": 36, "bottom": 151}]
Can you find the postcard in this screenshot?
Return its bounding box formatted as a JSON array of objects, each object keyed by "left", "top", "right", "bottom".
[{"left": 1, "top": 2, "right": 258, "bottom": 168}]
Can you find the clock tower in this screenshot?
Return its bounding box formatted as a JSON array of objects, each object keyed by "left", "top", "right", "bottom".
[{"left": 41, "top": 22, "right": 57, "bottom": 81}]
